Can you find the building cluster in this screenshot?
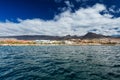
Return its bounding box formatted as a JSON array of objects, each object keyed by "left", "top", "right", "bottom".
[{"left": 34, "top": 40, "right": 78, "bottom": 45}]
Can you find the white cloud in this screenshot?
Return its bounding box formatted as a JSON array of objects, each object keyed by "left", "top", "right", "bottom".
[
  {"left": 58, "top": 0, "right": 74, "bottom": 11},
  {"left": 64, "top": 0, "right": 74, "bottom": 8},
  {"left": 109, "top": 5, "right": 120, "bottom": 13},
  {"left": 0, "top": 3, "right": 120, "bottom": 36}
]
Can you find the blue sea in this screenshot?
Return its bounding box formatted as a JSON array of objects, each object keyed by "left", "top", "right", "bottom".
[{"left": 0, "top": 46, "right": 120, "bottom": 80}]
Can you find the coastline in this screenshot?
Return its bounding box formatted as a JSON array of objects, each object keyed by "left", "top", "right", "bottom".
[
  {"left": 0, "top": 38, "right": 120, "bottom": 46},
  {"left": 0, "top": 43, "right": 119, "bottom": 46}
]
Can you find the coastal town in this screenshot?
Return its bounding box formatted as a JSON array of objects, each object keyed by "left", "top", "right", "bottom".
[
  {"left": 0, "top": 32, "right": 120, "bottom": 46},
  {"left": 0, "top": 37, "right": 120, "bottom": 46}
]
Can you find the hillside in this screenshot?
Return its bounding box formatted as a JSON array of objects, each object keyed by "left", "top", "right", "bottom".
[{"left": 0, "top": 32, "right": 119, "bottom": 40}]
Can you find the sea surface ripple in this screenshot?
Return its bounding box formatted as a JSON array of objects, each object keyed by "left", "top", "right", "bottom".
[{"left": 0, "top": 46, "right": 120, "bottom": 80}]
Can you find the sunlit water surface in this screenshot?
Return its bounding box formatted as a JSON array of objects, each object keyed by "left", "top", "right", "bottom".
[{"left": 0, "top": 46, "right": 120, "bottom": 80}]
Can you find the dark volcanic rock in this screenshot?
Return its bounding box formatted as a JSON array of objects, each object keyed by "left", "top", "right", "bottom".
[{"left": 82, "top": 32, "right": 107, "bottom": 39}]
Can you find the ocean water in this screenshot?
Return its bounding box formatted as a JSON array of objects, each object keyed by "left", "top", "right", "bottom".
[{"left": 0, "top": 46, "right": 120, "bottom": 80}]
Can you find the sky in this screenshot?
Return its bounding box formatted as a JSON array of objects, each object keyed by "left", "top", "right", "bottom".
[{"left": 0, "top": 0, "right": 120, "bottom": 36}]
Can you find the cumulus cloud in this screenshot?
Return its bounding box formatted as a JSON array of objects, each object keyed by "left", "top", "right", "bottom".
[{"left": 0, "top": 3, "right": 120, "bottom": 36}]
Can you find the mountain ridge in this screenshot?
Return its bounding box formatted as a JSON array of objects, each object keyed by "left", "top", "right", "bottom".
[{"left": 0, "top": 32, "right": 119, "bottom": 40}]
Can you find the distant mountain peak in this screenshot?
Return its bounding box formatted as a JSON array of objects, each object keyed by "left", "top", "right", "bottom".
[{"left": 82, "top": 32, "right": 106, "bottom": 39}]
